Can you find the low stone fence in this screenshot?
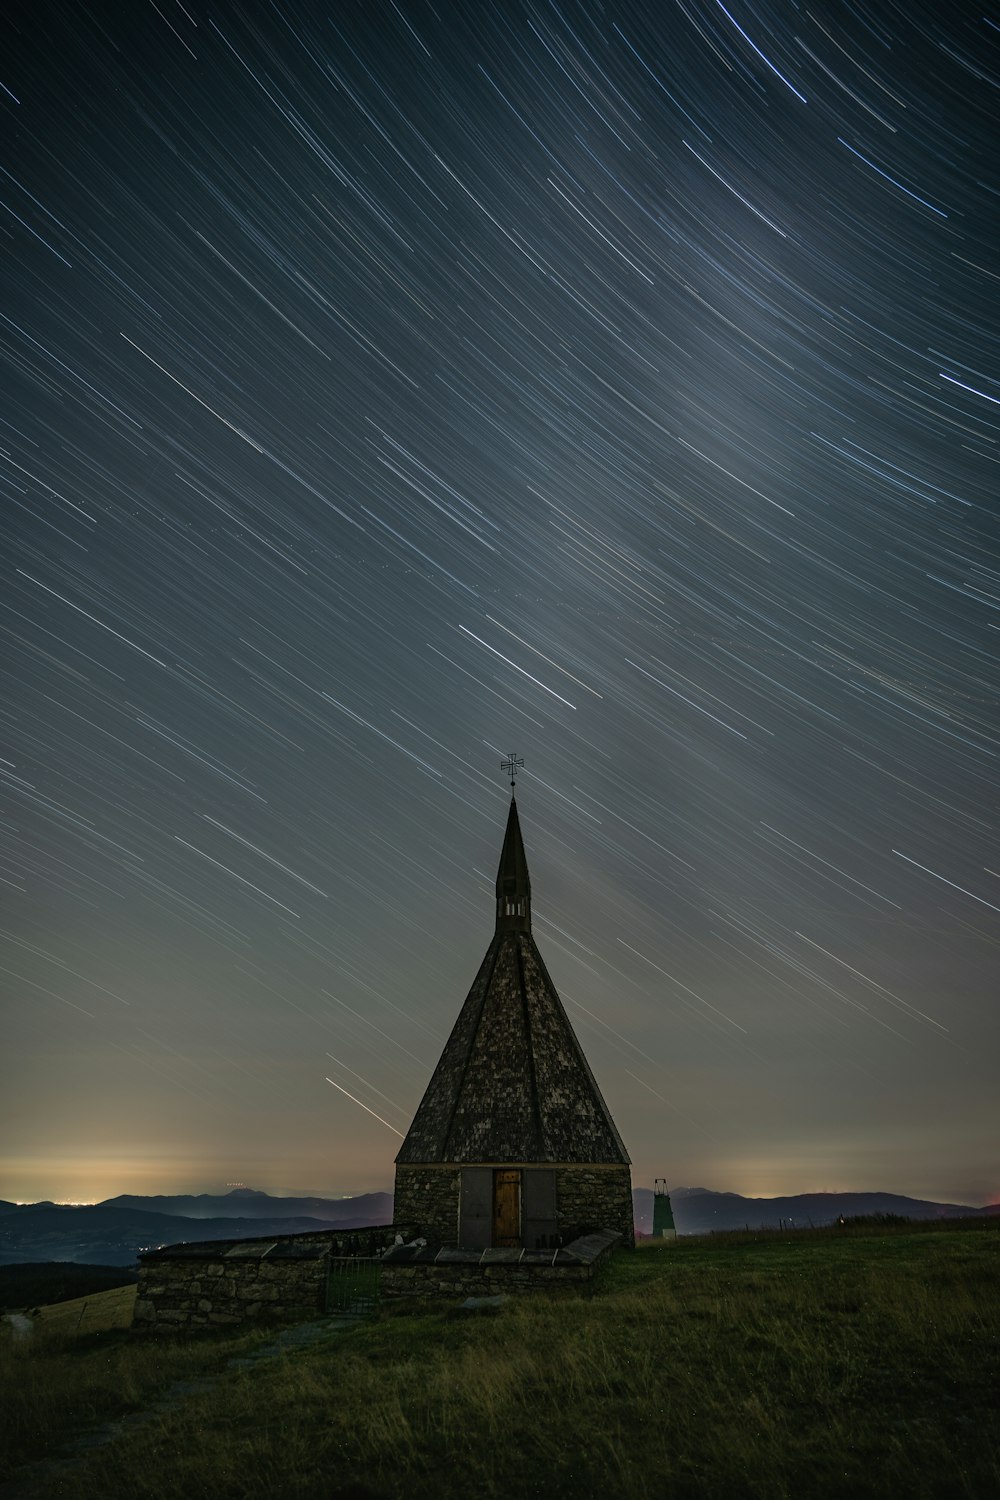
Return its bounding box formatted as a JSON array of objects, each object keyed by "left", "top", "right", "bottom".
[
  {"left": 379, "top": 1230, "right": 622, "bottom": 1299},
  {"left": 133, "top": 1225, "right": 621, "bottom": 1330},
  {"left": 133, "top": 1223, "right": 413, "bottom": 1332}
]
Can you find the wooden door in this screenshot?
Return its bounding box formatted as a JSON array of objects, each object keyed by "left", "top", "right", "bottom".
[{"left": 493, "top": 1169, "right": 522, "bottom": 1248}]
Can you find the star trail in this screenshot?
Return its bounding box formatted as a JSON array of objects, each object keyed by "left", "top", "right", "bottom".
[{"left": 2, "top": 1, "right": 997, "bottom": 1206}]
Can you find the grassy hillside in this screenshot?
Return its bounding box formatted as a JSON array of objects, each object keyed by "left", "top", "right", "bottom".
[
  {"left": 2, "top": 1223, "right": 998, "bottom": 1498},
  {"left": 17, "top": 1283, "right": 138, "bottom": 1337},
  {"left": 0, "top": 1263, "right": 139, "bottom": 1311}
]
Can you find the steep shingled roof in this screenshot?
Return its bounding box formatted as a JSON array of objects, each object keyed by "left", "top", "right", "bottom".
[{"left": 396, "top": 799, "right": 630, "bottom": 1166}]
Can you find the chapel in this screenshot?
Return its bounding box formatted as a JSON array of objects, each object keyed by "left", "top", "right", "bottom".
[{"left": 393, "top": 793, "right": 634, "bottom": 1249}]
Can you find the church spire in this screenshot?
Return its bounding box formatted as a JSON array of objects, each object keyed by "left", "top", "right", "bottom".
[
  {"left": 496, "top": 796, "right": 531, "bottom": 933},
  {"left": 396, "top": 789, "right": 631, "bottom": 1174}
]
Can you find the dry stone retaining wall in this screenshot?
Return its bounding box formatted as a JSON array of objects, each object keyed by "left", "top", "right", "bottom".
[
  {"left": 133, "top": 1223, "right": 623, "bottom": 1330},
  {"left": 379, "top": 1230, "right": 621, "bottom": 1299},
  {"left": 134, "top": 1250, "right": 327, "bottom": 1329},
  {"left": 381, "top": 1261, "right": 591, "bottom": 1298},
  {"left": 133, "top": 1224, "right": 415, "bottom": 1332}
]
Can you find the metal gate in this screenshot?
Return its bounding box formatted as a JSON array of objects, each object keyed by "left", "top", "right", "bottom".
[{"left": 327, "top": 1256, "right": 380, "bottom": 1316}]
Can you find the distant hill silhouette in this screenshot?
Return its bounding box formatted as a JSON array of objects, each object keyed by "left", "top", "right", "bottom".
[
  {"left": 632, "top": 1186, "right": 996, "bottom": 1236},
  {"left": 0, "top": 1193, "right": 393, "bottom": 1267},
  {"left": 2, "top": 1185, "right": 994, "bottom": 1264},
  {"left": 102, "top": 1189, "right": 392, "bottom": 1222}
]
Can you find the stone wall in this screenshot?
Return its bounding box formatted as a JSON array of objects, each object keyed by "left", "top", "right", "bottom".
[
  {"left": 393, "top": 1164, "right": 460, "bottom": 1243},
  {"left": 132, "top": 1208, "right": 630, "bottom": 1329},
  {"left": 381, "top": 1230, "right": 621, "bottom": 1299},
  {"left": 134, "top": 1245, "right": 328, "bottom": 1330},
  {"left": 281, "top": 1225, "right": 414, "bottom": 1255},
  {"left": 133, "top": 1224, "right": 415, "bottom": 1332},
  {"left": 554, "top": 1165, "right": 635, "bottom": 1248},
  {"left": 133, "top": 1225, "right": 624, "bottom": 1328},
  {"left": 381, "top": 1261, "right": 590, "bottom": 1298},
  {"left": 395, "top": 1162, "right": 634, "bottom": 1249}
]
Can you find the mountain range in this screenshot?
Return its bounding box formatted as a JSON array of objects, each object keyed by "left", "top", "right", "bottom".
[
  {"left": 101, "top": 1188, "right": 391, "bottom": 1222},
  {"left": 632, "top": 1186, "right": 999, "bottom": 1236},
  {"left": 0, "top": 1186, "right": 994, "bottom": 1266},
  {"left": 0, "top": 1190, "right": 392, "bottom": 1267}
]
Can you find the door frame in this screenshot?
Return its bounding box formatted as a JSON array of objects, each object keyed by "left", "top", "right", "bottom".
[{"left": 492, "top": 1167, "right": 522, "bottom": 1247}]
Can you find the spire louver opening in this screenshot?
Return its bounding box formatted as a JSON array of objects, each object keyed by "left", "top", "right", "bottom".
[{"left": 495, "top": 796, "right": 531, "bottom": 932}]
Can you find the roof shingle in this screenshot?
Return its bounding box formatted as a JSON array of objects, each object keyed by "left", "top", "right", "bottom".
[{"left": 396, "top": 799, "right": 629, "bottom": 1166}]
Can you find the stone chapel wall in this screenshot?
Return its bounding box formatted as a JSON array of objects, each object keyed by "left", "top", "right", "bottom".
[
  {"left": 393, "top": 1164, "right": 460, "bottom": 1243},
  {"left": 554, "top": 1165, "right": 635, "bottom": 1247}
]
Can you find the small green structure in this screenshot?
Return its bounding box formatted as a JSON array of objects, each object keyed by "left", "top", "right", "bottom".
[{"left": 653, "top": 1178, "right": 677, "bottom": 1239}]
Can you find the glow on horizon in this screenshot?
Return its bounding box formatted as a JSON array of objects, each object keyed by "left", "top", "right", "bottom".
[
  {"left": 3, "top": 1169, "right": 995, "bottom": 1209},
  {"left": 4, "top": 1147, "right": 995, "bottom": 1210}
]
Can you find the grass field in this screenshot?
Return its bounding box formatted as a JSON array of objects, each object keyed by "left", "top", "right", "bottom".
[
  {"left": 10, "top": 1283, "right": 138, "bottom": 1337},
  {"left": 0, "top": 1263, "right": 139, "bottom": 1312},
  {"left": 2, "top": 1223, "right": 997, "bottom": 1498}
]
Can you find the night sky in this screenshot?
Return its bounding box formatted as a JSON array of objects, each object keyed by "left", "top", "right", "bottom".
[{"left": 2, "top": 2, "right": 998, "bottom": 1209}]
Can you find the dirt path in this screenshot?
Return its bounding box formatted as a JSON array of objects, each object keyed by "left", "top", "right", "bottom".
[{"left": 0, "top": 1313, "right": 363, "bottom": 1498}]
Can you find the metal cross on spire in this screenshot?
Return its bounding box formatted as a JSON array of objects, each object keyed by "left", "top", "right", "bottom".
[{"left": 501, "top": 752, "right": 524, "bottom": 789}]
